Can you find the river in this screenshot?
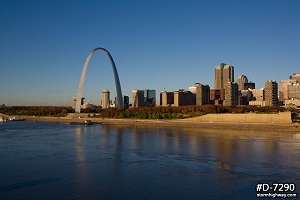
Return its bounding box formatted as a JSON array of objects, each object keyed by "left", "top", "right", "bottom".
[{"left": 0, "top": 121, "right": 299, "bottom": 199}]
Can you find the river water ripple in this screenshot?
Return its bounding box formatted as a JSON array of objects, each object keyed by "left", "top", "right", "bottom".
[{"left": 0, "top": 122, "right": 299, "bottom": 199}]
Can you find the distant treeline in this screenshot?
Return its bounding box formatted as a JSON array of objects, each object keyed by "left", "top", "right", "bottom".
[
  {"left": 0, "top": 106, "right": 72, "bottom": 117},
  {"left": 90, "top": 105, "right": 292, "bottom": 119},
  {"left": 0, "top": 105, "right": 295, "bottom": 119}
]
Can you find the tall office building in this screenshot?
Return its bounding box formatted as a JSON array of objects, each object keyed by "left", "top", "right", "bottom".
[
  {"left": 283, "top": 75, "right": 300, "bottom": 106},
  {"left": 224, "top": 82, "right": 238, "bottom": 106},
  {"left": 160, "top": 91, "right": 174, "bottom": 106},
  {"left": 214, "top": 63, "right": 234, "bottom": 89},
  {"left": 265, "top": 80, "right": 278, "bottom": 106},
  {"left": 279, "top": 79, "right": 297, "bottom": 101},
  {"left": 189, "top": 83, "right": 210, "bottom": 105},
  {"left": 71, "top": 97, "right": 77, "bottom": 109},
  {"left": 101, "top": 90, "right": 110, "bottom": 108},
  {"left": 123, "top": 95, "right": 129, "bottom": 109},
  {"left": 237, "top": 75, "right": 248, "bottom": 91},
  {"left": 173, "top": 90, "right": 194, "bottom": 106},
  {"left": 279, "top": 73, "right": 300, "bottom": 103},
  {"left": 144, "top": 89, "right": 156, "bottom": 106},
  {"left": 288, "top": 84, "right": 300, "bottom": 100},
  {"left": 132, "top": 90, "right": 144, "bottom": 107}
]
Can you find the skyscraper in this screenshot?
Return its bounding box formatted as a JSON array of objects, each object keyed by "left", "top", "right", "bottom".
[
  {"left": 214, "top": 63, "right": 234, "bottom": 89},
  {"left": 173, "top": 90, "right": 194, "bottom": 106},
  {"left": 132, "top": 90, "right": 144, "bottom": 107},
  {"left": 123, "top": 95, "right": 129, "bottom": 109},
  {"left": 101, "top": 90, "right": 110, "bottom": 108},
  {"left": 265, "top": 80, "right": 278, "bottom": 106},
  {"left": 224, "top": 82, "right": 238, "bottom": 106},
  {"left": 237, "top": 75, "right": 248, "bottom": 91},
  {"left": 144, "top": 89, "right": 156, "bottom": 106},
  {"left": 160, "top": 91, "right": 174, "bottom": 106},
  {"left": 279, "top": 73, "right": 300, "bottom": 102},
  {"left": 288, "top": 84, "right": 300, "bottom": 100},
  {"left": 189, "top": 83, "right": 210, "bottom": 105},
  {"left": 71, "top": 97, "right": 77, "bottom": 109},
  {"left": 279, "top": 79, "right": 297, "bottom": 101}
]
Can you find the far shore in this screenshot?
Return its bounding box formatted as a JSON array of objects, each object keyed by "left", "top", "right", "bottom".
[{"left": 6, "top": 115, "right": 300, "bottom": 132}]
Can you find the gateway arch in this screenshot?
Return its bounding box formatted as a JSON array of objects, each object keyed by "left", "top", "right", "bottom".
[{"left": 75, "top": 47, "right": 124, "bottom": 113}]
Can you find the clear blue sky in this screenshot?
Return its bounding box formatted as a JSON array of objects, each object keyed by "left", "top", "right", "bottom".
[{"left": 0, "top": 0, "right": 299, "bottom": 106}]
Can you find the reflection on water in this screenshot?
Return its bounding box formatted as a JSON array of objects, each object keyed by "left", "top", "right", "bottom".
[
  {"left": 73, "top": 126, "right": 98, "bottom": 198},
  {"left": 0, "top": 122, "right": 299, "bottom": 200}
]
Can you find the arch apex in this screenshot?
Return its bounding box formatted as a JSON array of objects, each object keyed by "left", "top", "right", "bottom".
[{"left": 75, "top": 48, "right": 124, "bottom": 113}]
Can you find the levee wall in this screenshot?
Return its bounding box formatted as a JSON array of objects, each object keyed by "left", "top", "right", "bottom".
[{"left": 186, "top": 112, "right": 292, "bottom": 124}]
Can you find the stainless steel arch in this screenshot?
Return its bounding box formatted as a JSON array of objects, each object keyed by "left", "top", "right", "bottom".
[{"left": 75, "top": 48, "right": 124, "bottom": 113}]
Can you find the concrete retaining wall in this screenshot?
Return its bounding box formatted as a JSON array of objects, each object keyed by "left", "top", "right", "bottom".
[{"left": 186, "top": 112, "right": 292, "bottom": 124}]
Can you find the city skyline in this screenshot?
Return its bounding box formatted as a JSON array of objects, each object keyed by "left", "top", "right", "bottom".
[{"left": 0, "top": 0, "right": 299, "bottom": 106}]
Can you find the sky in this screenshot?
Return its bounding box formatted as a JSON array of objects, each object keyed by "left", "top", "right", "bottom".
[{"left": 0, "top": 0, "right": 299, "bottom": 106}]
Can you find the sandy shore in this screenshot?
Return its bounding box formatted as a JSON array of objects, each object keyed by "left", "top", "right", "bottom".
[{"left": 14, "top": 115, "right": 300, "bottom": 132}]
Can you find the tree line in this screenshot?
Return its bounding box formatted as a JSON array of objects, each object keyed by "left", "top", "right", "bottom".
[
  {"left": 0, "top": 106, "right": 72, "bottom": 117},
  {"left": 85, "top": 105, "right": 292, "bottom": 119},
  {"left": 0, "top": 105, "right": 295, "bottom": 119}
]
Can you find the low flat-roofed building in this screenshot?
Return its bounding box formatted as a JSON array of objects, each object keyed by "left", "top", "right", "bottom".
[
  {"left": 290, "top": 73, "right": 300, "bottom": 82},
  {"left": 251, "top": 89, "right": 264, "bottom": 101},
  {"left": 249, "top": 101, "right": 265, "bottom": 106},
  {"left": 284, "top": 99, "right": 300, "bottom": 107},
  {"left": 81, "top": 102, "right": 95, "bottom": 109}
]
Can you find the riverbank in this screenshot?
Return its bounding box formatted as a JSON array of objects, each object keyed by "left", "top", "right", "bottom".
[{"left": 10, "top": 115, "right": 300, "bottom": 132}]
